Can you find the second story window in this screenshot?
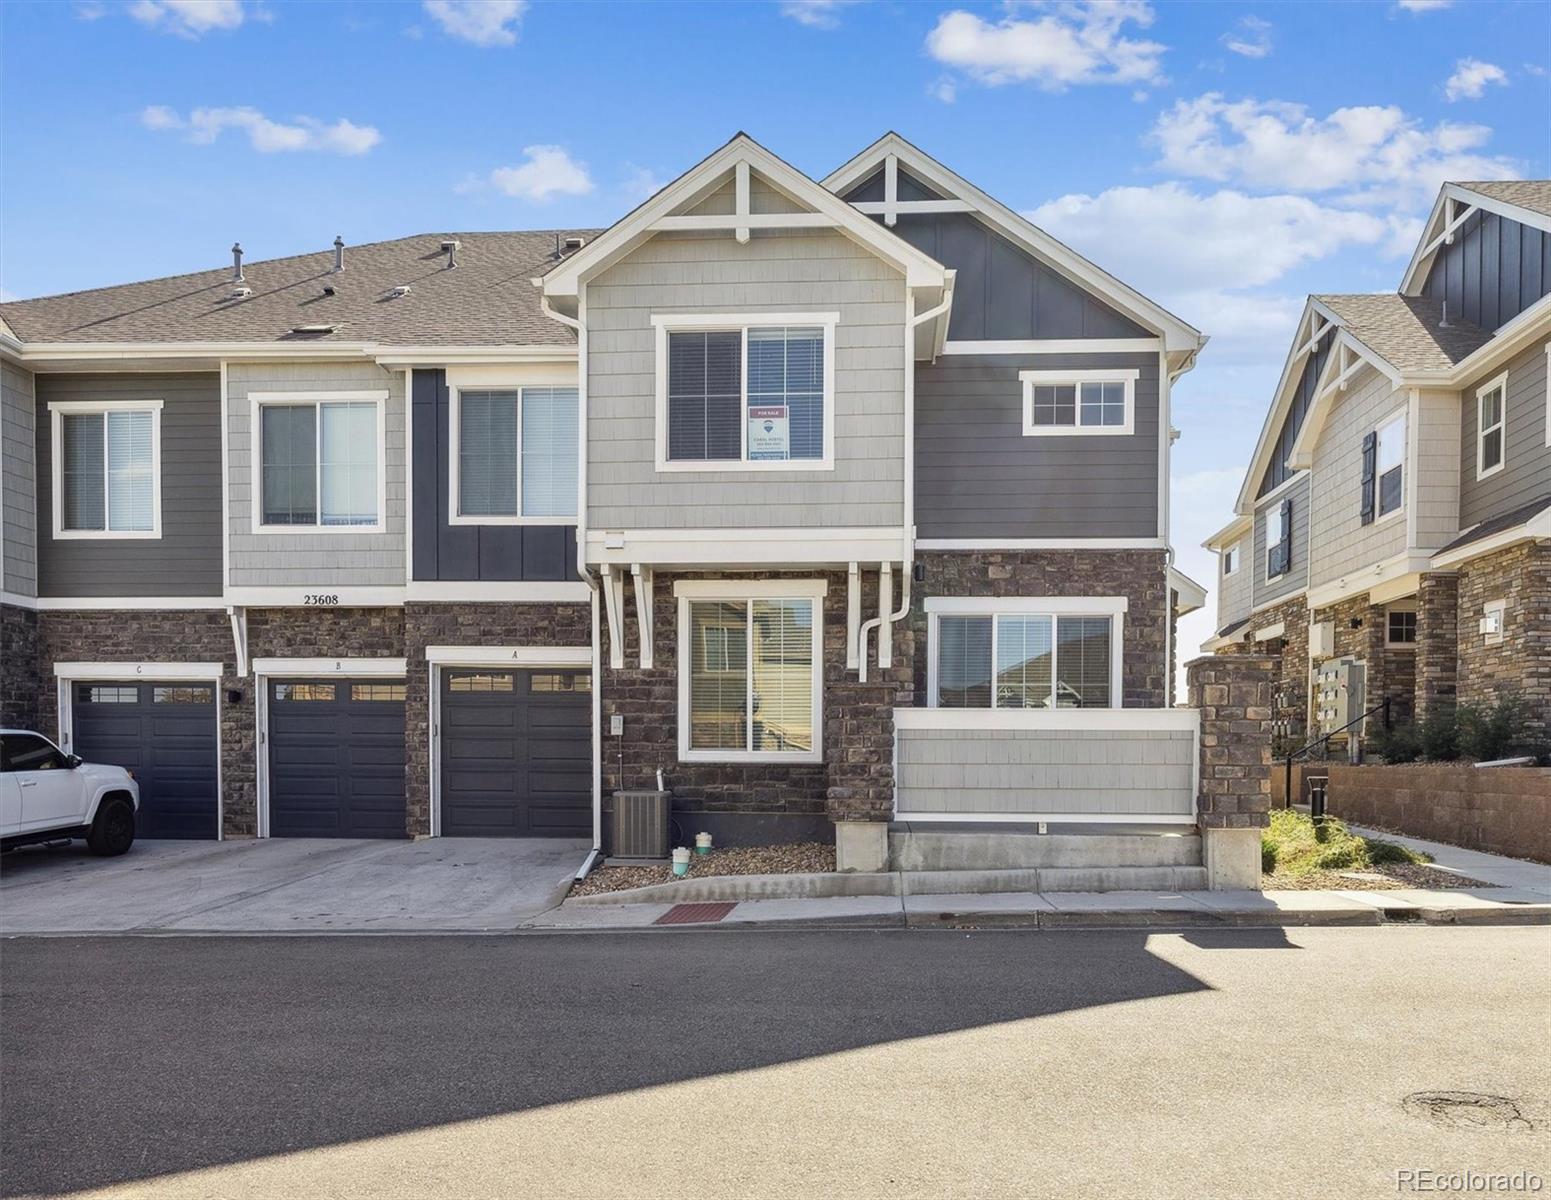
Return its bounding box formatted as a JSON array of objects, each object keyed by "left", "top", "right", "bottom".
[
  {"left": 1265, "top": 502, "right": 1291, "bottom": 579},
  {"left": 1020, "top": 370, "right": 1138, "bottom": 436},
  {"left": 1477, "top": 373, "right": 1507, "bottom": 479},
  {"left": 49, "top": 401, "right": 161, "bottom": 539},
  {"left": 1363, "top": 411, "right": 1405, "bottom": 524},
  {"left": 653, "top": 314, "right": 837, "bottom": 471},
  {"left": 1222, "top": 543, "right": 1240, "bottom": 576},
  {"left": 254, "top": 392, "right": 383, "bottom": 531},
  {"left": 453, "top": 387, "right": 579, "bottom": 523}
]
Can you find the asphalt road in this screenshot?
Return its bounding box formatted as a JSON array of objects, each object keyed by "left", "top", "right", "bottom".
[{"left": 2, "top": 927, "right": 1547, "bottom": 1199}]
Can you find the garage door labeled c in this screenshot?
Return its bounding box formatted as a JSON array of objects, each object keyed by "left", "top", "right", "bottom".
[
  {"left": 440, "top": 669, "right": 590, "bottom": 837},
  {"left": 72, "top": 681, "right": 219, "bottom": 839},
  {"left": 267, "top": 679, "right": 407, "bottom": 838}
]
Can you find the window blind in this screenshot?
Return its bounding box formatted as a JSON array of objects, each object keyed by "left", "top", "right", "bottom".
[
  {"left": 689, "top": 601, "right": 749, "bottom": 750},
  {"left": 936, "top": 616, "right": 992, "bottom": 708},
  {"left": 1054, "top": 616, "right": 1112, "bottom": 707},
  {"left": 261, "top": 404, "right": 317, "bottom": 525},
  {"left": 105, "top": 410, "right": 154, "bottom": 531},
  {"left": 459, "top": 390, "right": 520, "bottom": 517},
  {"left": 521, "top": 387, "right": 579, "bottom": 517},
  {"left": 62, "top": 412, "right": 106, "bottom": 531},
  {"left": 995, "top": 615, "right": 1054, "bottom": 708},
  {"left": 751, "top": 598, "right": 813, "bottom": 752},
  {"left": 748, "top": 326, "right": 824, "bottom": 460},
  {"left": 319, "top": 402, "right": 377, "bottom": 526},
  {"left": 667, "top": 331, "right": 742, "bottom": 461}
]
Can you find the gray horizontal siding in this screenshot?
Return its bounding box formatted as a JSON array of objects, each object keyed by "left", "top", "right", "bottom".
[
  {"left": 1423, "top": 208, "right": 1551, "bottom": 333},
  {"left": 1459, "top": 334, "right": 1551, "bottom": 528},
  {"left": 896, "top": 727, "right": 1194, "bottom": 816},
  {"left": 227, "top": 360, "right": 405, "bottom": 588},
  {"left": 586, "top": 228, "right": 906, "bottom": 530},
  {"left": 409, "top": 368, "right": 577, "bottom": 582},
  {"left": 915, "top": 352, "right": 1160, "bottom": 539},
  {"left": 1217, "top": 548, "right": 1251, "bottom": 631},
  {"left": 1252, "top": 473, "right": 1309, "bottom": 607},
  {"left": 34, "top": 373, "right": 221, "bottom": 597},
  {"left": 2, "top": 362, "right": 36, "bottom": 596}
]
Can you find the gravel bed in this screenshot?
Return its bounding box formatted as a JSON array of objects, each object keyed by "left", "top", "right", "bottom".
[
  {"left": 571, "top": 842, "right": 836, "bottom": 897},
  {"left": 1265, "top": 863, "right": 1496, "bottom": 891}
]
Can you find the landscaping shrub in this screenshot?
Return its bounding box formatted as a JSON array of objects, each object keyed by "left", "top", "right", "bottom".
[
  {"left": 1362, "top": 696, "right": 1544, "bottom": 764},
  {"left": 1260, "top": 809, "right": 1430, "bottom": 880}
]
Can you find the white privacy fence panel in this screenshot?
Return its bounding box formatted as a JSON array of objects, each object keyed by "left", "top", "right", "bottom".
[{"left": 894, "top": 709, "right": 1199, "bottom": 822}]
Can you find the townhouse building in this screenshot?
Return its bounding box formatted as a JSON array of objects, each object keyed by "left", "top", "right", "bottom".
[
  {"left": 2, "top": 132, "right": 1220, "bottom": 876},
  {"left": 1205, "top": 181, "right": 1551, "bottom": 748}
]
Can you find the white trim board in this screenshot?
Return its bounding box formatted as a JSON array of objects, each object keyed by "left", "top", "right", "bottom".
[
  {"left": 404, "top": 581, "right": 591, "bottom": 604},
  {"left": 53, "top": 661, "right": 224, "bottom": 681},
  {"left": 924, "top": 595, "right": 1126, "bottom": 615},
  {"left": 424, "top": 645, "right": 591, "bottom": 666},
  {"left": 893, "top": 811, "right": 1198, "bottom": 826},
  {"left": 250, "top": 657, "right": 407, "bottom": 677},
  {"left": 30, "top": 596, "right": 228, "bottom": 611},
  {"left": 915, "top": 537, "right": 1164, "bottom": 551},
  {"left": 894, "top": 706, "right": 1195, "bottom": 733},
  {"left": 942, "top": 338, "right": 1159, "bottom": 355}
]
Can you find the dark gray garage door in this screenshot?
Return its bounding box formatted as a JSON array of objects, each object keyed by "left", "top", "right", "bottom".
[
  {"left": 72, "top": 681, "right": 219, "bottom": 840},
  {"left": 267, "top": 679, "right": 406, "bottom": 839},
  {"left": 440, "top": 669, "right": 590, "bottom": 837}
]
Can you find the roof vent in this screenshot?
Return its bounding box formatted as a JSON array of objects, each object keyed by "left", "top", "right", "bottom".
[
  {"left": 389, "top": 284, "right": 412, "bottom": 298},
  {"left": 231, "top": 242, "right": 244, "bottom": 282},
  {"left": 230, "top": 285, "right": 253, "bottom": 300},
  {"left": 322, "top": 284, "right": 338, "bottom": 297},
  {"left": 288, "top": 324, "right": 336, "bottom": 336},
  {"left": 333, "top": 235, "right": 345, "bottom": 273},
  {"left": 441, "top": 239, "right": 460, "bottom": 269},
  {"left": 563, "top": 235, "right": 586, "bottom": 252},
  {"left": 1439, "top": 300, "right": 1450, "bottom": 328}
]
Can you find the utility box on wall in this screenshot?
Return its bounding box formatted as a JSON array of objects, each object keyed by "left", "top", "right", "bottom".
[
  {"left": 1315, "top": 657, "right": 1366, "bottom": 734},
  {"left": 1309, "top": 621, "right": 1335, "bottom": 658}
]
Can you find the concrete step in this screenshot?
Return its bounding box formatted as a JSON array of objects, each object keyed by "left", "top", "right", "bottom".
[
  {"left": 902, "top": 866, "right": 1210, "bottom": 895},
  {"left": 889, "top": 829, "right": 1203, "bottom": 872}
]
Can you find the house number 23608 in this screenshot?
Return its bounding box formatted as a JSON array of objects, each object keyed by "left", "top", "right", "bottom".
[{"left": 303, "top": 594, "right": 340, "bottom": 606}]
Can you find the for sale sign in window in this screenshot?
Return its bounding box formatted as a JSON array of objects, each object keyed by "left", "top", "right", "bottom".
[{"left": 747, "top": 404, "right": 790, "bottom": 460}]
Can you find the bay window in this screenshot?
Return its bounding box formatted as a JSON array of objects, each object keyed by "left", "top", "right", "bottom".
[
  {"left": 1020, "top": 370, "right": 1138, "bottom": 436},
  {"left": 928, "top": 598, "right": 1123, "bottom": 709},
  {"left": 254, "top": 391, "right": 383, "bottom": 530},
  {"left": 654, "top": 313, "right": 836, "bottom": 470},
  {"left": 676, "top": 580, "right": 824, "bottom": 762},
  {"left": 453, "top": 386, "right": 579, "bottom": 522},
  {"left": 50, "top": 401, "right": 161, "bottom": 538}
]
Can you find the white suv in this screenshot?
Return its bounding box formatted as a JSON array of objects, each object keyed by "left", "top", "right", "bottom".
[{"left": 1, "top": 730, "right": 140, "bottom": 856}]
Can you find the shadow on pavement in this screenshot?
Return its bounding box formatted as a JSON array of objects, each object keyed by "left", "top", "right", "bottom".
[{"left": 1, "top": 931, "right": 1210, "bottom": 1197}]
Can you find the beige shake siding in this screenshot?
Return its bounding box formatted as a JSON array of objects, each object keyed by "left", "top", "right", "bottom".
[
  {"left": 1217, "top": 543, "right": 1251, "bottom": 628},
  {"left": 585, "top": 229, "right": 907, "bottom": 530},
  {"left": 1, "top": 361, "right": 36, "bottom": 596},
  {"left": 1410, "top": 386, "right": 1463, "bottom": 553}
]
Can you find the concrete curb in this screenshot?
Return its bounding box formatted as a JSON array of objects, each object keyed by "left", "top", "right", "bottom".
[{"left": 567, "top": 871, "right": 900, "bottom": 904}]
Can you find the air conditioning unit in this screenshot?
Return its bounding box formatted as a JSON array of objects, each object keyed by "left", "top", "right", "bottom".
[{"left": 611, "top": 790, "right": 670, "bottom": 861}]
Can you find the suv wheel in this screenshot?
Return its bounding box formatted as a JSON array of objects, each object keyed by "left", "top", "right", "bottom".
[{"left": 86, "top": 796, "right": 136, "bottom": 857}]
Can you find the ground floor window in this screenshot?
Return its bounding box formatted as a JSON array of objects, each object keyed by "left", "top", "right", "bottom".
[
  {"left": 927, "top": 598, "right": 1124, "bottom": 709},
  {"left": 676, "top": 581, "right": 824, "bottom": 762}
]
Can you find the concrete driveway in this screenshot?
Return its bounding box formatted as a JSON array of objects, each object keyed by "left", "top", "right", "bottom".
[{"left": 0, "top": 837, "right": 591, "bottom": 934}]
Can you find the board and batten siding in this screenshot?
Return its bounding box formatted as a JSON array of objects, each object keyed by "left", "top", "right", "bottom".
[
  {"left": 1216, "top": 544, "right": 1251, "bottom": 631},
  {"left": 34, "top": 372, "right": 221, "bottom": 597},
  {"left": 1252, "top": 472, "right": 1309, "bottom": 607},
  {"left": 2, "top": 361, "right": 36, "bottom": 596},
  {"left": 1308, "top": 366, "right": 1409, "bottom": 590},
  {"left": 914, "top": 352, "right": 1159, "bottom": 539},
  {"left": 226, "top": 361, "right": 405, "bottom": 588},
  {"left": 585, "top": 230, "right": 906, "bottom": 530},
  {"left": 1458, "top": 334, "right": 1551, "bottom": 529},
  {"left": 895, "top": 727, "right": 1195, "bottom": 818},
  {"left": 1422, "top": 207, "right": 1551, "bottom": 334}
]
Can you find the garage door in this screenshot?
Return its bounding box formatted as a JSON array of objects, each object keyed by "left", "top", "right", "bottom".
[
  {"left": 71, "top": 681, "right": 219, "bottom": 839},
  {"left": 267, "top": 679, "right": 407, "bottom": 838},
  {"left": 440, "top": 669, "right": 590, "bottom": 837}
]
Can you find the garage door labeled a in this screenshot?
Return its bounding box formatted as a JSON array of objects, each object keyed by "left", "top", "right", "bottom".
[
  {"left": 268, "top": 680, "right": 406, "bottom": 838},
  {"left": 440, "top": 669, "right": 590, "bottom": 837},
  {"left": 72, "top": 681, "right": 219, "bottom": 840}
]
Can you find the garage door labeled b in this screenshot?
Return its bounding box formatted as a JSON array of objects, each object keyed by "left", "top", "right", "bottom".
[
  {"left": 440, "top": 669, "right": 590, "bottom": 837},
  {"left": 267, "top": 680, "right": 407, "bottom": 838},
  {"left": 72, "top": 681, "right": 219, "bottom": 839}
]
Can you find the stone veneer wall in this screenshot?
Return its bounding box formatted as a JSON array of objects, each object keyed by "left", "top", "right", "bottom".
[
  {"left": 1455, "top": 541, "right": 1551, "bottom": 738},
  {"left": 1415, "top": 572, "right": 1459, "bottom": 719},
  {"left": 1185, "top": 653, "right": 1275, "bottom": 830},
  {"left": 1228, "top": 594, "right": 1309, "bottom": 745},
  {"left": 600, "top": 568, "right": 913, "bottom": 835},
  {"left": 402, "top": 600, "right": 592, "bottom": 837},
  {"left": 1312, "top": 592, "right": 1408, "bottom": 733},
  {"left": 1, "top": 604, "right": 40, "bottom": 730},
  {"left": 910, "top": 549, "right": 1171, "bottom": 708}
]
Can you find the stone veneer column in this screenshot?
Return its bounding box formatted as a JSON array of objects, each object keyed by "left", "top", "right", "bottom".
[
  {"left": 1415, "top": 572, "right": 1459, "bottom": 720},
  {"left": 1186, "top": 653, "right": 1275, "bottom": 890}
]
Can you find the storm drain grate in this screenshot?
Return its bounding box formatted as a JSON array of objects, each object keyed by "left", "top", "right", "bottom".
[{"left": 655, "top": 902, "right": 738, "bottom": 926}]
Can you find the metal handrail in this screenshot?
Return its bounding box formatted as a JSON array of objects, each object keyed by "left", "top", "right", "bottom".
[{"left": 1282, "top": 697, "right": 1391, "bottom": 809}]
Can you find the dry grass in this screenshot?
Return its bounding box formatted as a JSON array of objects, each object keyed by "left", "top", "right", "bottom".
[{"left": 571, "top": 842, "right": 835, "bottom": 897}]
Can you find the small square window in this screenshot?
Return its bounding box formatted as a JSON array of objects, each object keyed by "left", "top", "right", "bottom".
[
  {"left": 447, "top": 672, "right": 514, "bottom": 693},
  {"left": 351, "top": 683, "right": 406, "bottom": 702},
  {"left": 530, "top": 673, "right": 590, "bottom": 693},
  {"left": 153, "top": 685, "right": 213, "bottom": 704},
  {"left": 274, "top": 683, "right": 336, "bottom": 702},
  {"left": 78, "top": 685, "right": 137, "bottom": 704},
  {"left": 1386, "top": 611, "right": 1417, "bottom": 646}
]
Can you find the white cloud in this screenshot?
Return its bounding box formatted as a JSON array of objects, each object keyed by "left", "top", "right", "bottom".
[
  {"left": 1444, "top": 57, "right": 1507, "bottom": 101},
  {"left": 74, "top": 2, "right": 108, "bottom": 19},
  {"left": 1396, "top": 0, "right": 1450, "bottom": 10},
  {"left": 1221, "top": 15, "right": 1271, "bottom": 59},
  {"left": 621, "top": 165, "right": 666, "bottom": 204},
  {"left": 1151, "top": 93, "right": 1519, "bottom": 207},
  {"left": 779, "top": 0, "right": 858, "bottom": 28},
  {"left": 484, "top": 145, "right": 594, "bottom": 202},
  {"left": 128, "top": 0, "right": 246, "bottom": 37},
  {"left": 928, "top": 76, "right": 958, "bottom": 103},
  {"left": 423, "top": 0, "right": 525, "bottom": 46},
  {"left": 925, "top": 1, "right": 1166, "bottom": 92},
  {"left": 140, "top": 105, "right": 382, "bottom": 155}
]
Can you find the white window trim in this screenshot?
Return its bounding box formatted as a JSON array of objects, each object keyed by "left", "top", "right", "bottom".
[
  {"left": 49, "top": 400, "right": 164, "bottom": 540},
  {"left": 1385, "top": 607, "right": 1418, "bottom": 650},
  {"left": 1476, "top": 372, "right": 1508, "bottom": 481},
  {"left": 447, "top": 384, "right": 577, "bottom": 527},
  {"left": 1544, "top": 345, "right": 1550, "bottom": 449},
  {"left": 923, "top": 596, "right": 1125, "bottom": 711},
  {"left": 1373, "top": 407, "right": 1407, "bottom": 526},
  {"left": 1264, "top": 507, "right": 1287, "bottom": 579},
  {"left": 651, "top": 312, "right": 839, "bottom": 473},
  {"left": 673, "top": 577, "right": 826, "bottom": 764},
  {"left": 1222, "top": 541, "right": 1241, "bottom": 577},
  {"left": 1019, "top": 369, "right": 1138, "bottom": 437},
  {"left": 249, "top": 390, "right": 388, "bottom": 535}
]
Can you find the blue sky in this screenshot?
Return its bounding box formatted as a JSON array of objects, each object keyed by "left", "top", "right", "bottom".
[{"left": 2, "top": 0, "right": 1548, "bottom": 677}]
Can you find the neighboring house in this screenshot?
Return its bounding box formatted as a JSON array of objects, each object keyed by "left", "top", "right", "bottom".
[
  {"left": 0, "top": 132, "right": 1220, "bottom": 875},
  {"left": 1204, "top": 180, "right": 1551, "bottom": 747}
]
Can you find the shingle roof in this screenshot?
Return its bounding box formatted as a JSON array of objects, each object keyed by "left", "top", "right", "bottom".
[
  {"left": 1454, "top": 180, "right": 1551, "bottom": 220},
  {"left": 1436, "top": 494, "right": 1551, "bottom": 556},
  {"left": 0, "top": 230, "right": 601, "bottom": 347},
  {"left": 1215, "top": 617, "right": 1249, "bottom": 640},
  {"left": 1313, "top": 293, "right": 1494, "bottom": 373}
]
